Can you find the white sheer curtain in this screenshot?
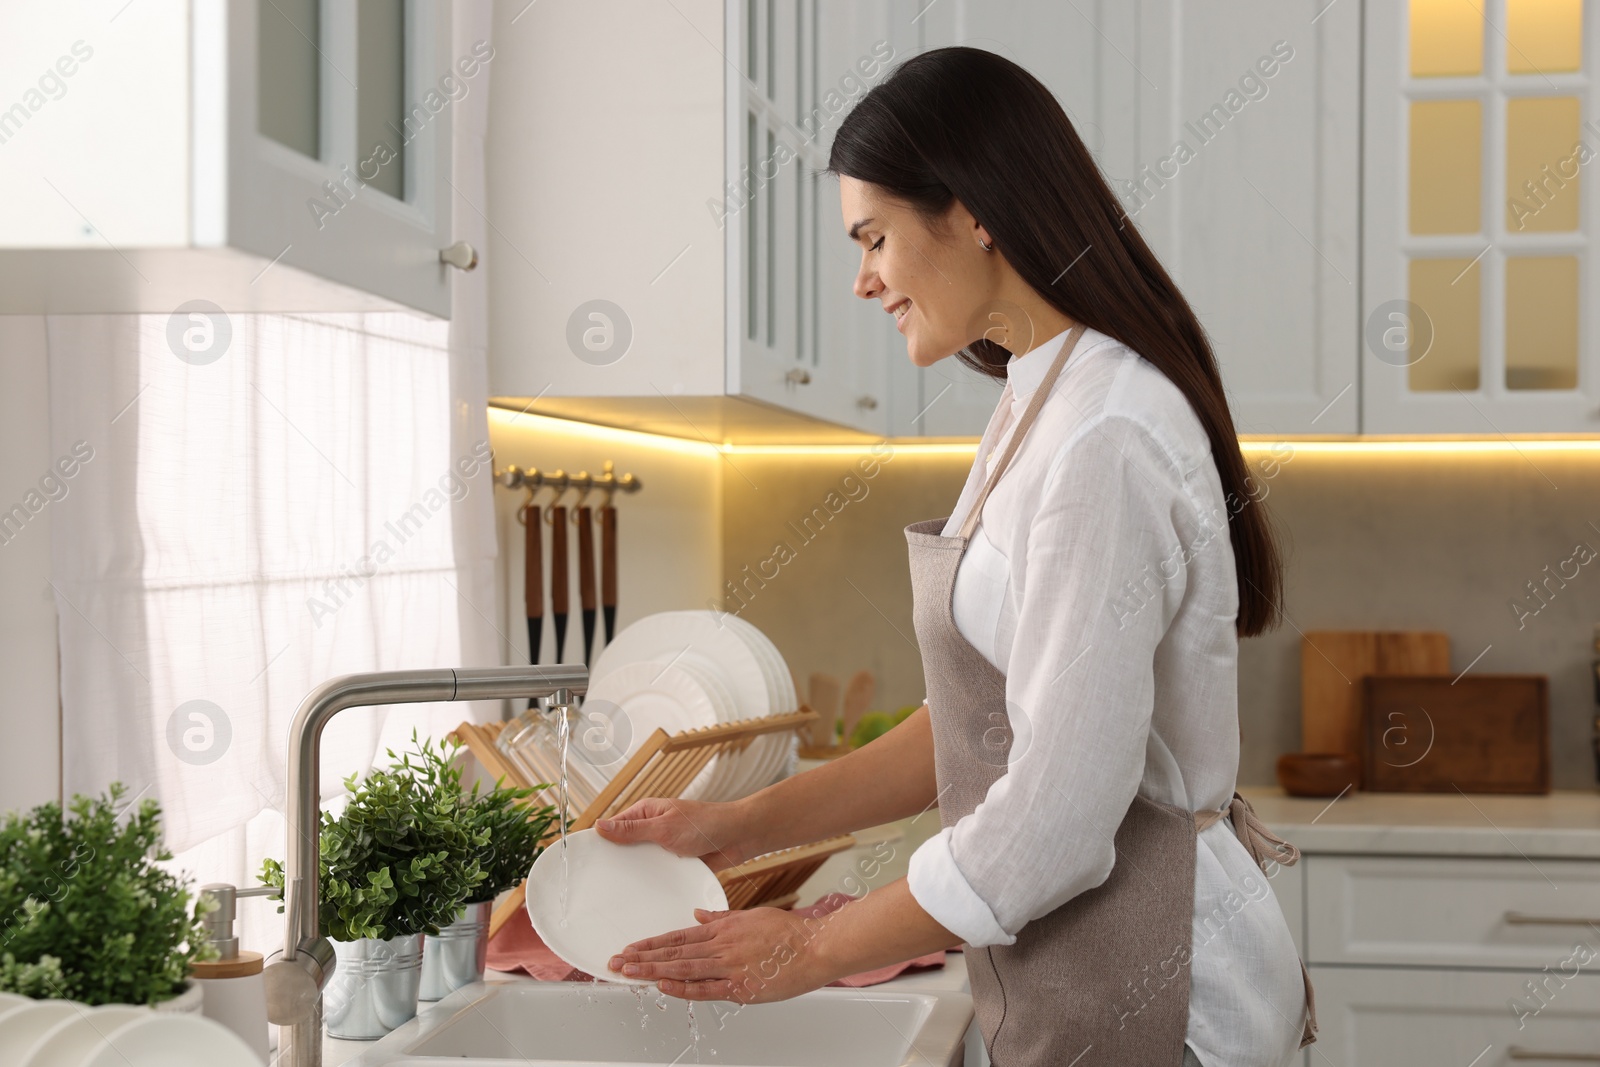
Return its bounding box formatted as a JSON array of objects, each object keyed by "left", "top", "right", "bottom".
[{"left": 45, "top": 2, "right": 502, "bottom": 953}]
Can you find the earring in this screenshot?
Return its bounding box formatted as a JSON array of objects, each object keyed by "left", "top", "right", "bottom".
[{"left": 978, "top": 237, "right": 993, "bottom": 251}]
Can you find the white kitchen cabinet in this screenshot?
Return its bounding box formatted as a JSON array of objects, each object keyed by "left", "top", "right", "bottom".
[
  {"left": 490, "top": 0, "right": 927, "bottom": 439},
  {"left": 1362, "top": 0, "right": 1600, "bottom": 433},
  {"left": 0, "top": 0, "right": 461, "bottom": 318},
  {"left": 898, "top": 0, "right": 1362, "bottom": 438},
  {"left": 730, "top": 0, "right": 906, "bottom": 436},
  {"left": 1307, "top": 966, "right": 1600, "bottom": 1067},
  {"left": 1307, "top": 854, "right": 1600, "bottom": 970},
  {"left": 1299, "top": 852, "right": 1600, "bottom": 1066},
  {"left": 1126, "top": 0, "right": 1362, "bottom": 436}
]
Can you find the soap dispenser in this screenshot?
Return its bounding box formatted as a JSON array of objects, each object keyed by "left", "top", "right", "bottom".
[{"left": 192, "top": 882, "right": 273, "bottom": 1062}]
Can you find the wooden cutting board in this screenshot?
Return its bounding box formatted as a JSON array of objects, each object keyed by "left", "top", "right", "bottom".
[
  {"left": 1301, "top": 631, "right": 1450, "bottom": 762},
  {"left": 1360, "top": 675, "right": 1549, "bottom": 794}
]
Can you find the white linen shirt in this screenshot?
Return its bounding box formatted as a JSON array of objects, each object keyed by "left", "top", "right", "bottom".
[{"left": 904, "top": 326, "right": 1306, "bottom": 1067}]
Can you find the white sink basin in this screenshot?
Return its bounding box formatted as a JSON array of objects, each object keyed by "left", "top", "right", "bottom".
[{"left": 338, "top": 979, "right": 973, "bottom": 1067}]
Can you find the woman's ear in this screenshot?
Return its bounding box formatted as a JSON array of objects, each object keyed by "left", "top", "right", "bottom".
[{"left": 930, "top": 195, "right": 981, "bottom": 248}]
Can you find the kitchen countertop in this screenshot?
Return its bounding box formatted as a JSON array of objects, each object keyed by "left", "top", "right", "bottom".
[{"left": 1240, "top": 785, "right": 1600, "bottom": 858}]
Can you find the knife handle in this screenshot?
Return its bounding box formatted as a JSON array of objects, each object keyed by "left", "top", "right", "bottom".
[
  {"left": 522, "top": 503, "right": 543, "bottom": 621},
  {"left": 600, "top": 506, "right": 618, "bottom": 611},
  {"left": 576, "top": 507, "right": 596, "bottom": 613},
  {"left": 549, "top": 506, "right": 569, "bottom": 617}
]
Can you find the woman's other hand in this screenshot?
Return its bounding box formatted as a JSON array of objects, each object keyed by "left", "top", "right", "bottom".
[{"left": 593, "top": 797, "right": 751, "bottom": 873}]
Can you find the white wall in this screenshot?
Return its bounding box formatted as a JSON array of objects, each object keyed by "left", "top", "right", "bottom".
[
  {"left": 486, "top": 408, "right": 722, "bottom": 672},
  {"left": 0, "top": 316, "right": 61, "bottom": 813}
]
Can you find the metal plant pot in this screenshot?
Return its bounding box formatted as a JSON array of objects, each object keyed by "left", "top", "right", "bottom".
[
  {"left": 323, "top": 933, "right": 424, "bottom": 1040},
  {"left": 418, "top": 900, "right": 493, "bottom": 1001}
]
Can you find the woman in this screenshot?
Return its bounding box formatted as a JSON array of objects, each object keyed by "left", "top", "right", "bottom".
[{"left": 599, "top": 47, "right": 1313, "bottom": 1067}]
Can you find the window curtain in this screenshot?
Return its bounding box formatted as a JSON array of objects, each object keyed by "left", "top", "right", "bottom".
[{"left": 44, "top": 2, "right": 501, "bottom": 953}]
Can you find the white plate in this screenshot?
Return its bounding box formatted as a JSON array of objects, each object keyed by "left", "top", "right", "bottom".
[
  {"left": 525, "top": 828, "right": 728, "bottom": 985},
  {"left": 22, "top": 1005, "right": 147, "bottom": 1067},
  {"left": 0, "top": 993, "right": 26, "bottom": 1013},
  {"left": 594, "top": 613, "right": 771, "bottom": 719},
  {"left": 748, "top": 620, "right": 800, "bottom": 781},
  {"left": 81, "top": 1013, "right": 262, "bottom": 1066},
  {"left": 721, "top": 616, "right": 799, "bottom": 790},
  {"left": 708, "top": 615, "right": 785, "bottom": 796},
  {"left": 595, "top": 612, "right": 774, "bottom": 798},
  {"left": 672, "top": 656, "right": 743, "bottom": 801},
  {"left": 0, "top": 1002, "right": 80, "bottom": 1064},
  {"left": 573, "top": 661, "right": 721, "bottom": 796}
]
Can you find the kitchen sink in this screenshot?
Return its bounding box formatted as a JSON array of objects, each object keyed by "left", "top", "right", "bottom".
[{"left": 337, "top": 978, "right": 974, "bottom": 1067}]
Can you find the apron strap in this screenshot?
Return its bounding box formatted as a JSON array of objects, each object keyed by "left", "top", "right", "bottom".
[
  {"left": 1192, "top": 791, "right": 1301, "bottom": 869},
  {"left": 956, "top": 322, "right": 1089, "bottom": 543}
]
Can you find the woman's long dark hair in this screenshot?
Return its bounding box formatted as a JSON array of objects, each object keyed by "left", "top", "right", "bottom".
[{"left": 827, "top": 46, "right": 1282, "bottom": 637}]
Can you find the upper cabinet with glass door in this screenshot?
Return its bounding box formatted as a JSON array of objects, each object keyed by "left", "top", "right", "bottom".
[
  {"left": 729, "top": 0, "right": 900, "bottom": 435},
  {"left": 0, "top": 0, "right": 461, "bottom": 318},
  {"left": 1364, "top": 0, "right": 1600, "bottom": 432}
]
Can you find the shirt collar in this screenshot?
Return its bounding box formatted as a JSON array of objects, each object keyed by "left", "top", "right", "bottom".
[{"left": 1003, "top": 326, "right": 1075, "bottom": 403}]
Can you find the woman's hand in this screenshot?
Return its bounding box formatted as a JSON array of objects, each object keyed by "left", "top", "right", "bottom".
[
  {"left": 607, "top": 906, "right": 834, "bottom": 1002},
  {"left": 593, "top": 797, "right": 753, "bottom": 873},
  {"left": 606, "top": 881, "right": 962, "bottom": 1004}
]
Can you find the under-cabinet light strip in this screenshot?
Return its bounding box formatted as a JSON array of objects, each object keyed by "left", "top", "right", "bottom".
[
  {"left": 1241, "top": 439, "right": 1600, "bottom": 454},
  {"left": 492, "top": 408, "right": 1600, "bottom": 456}
]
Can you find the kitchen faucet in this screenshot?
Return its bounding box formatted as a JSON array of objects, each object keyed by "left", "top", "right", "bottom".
[{"left": 263, "top": 665, "right": 586, "bottom": 1067}]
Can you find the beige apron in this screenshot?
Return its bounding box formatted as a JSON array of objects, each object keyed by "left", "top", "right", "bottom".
[{"left": 905, "top": 323, "right": 1317, "bottom": 1065}]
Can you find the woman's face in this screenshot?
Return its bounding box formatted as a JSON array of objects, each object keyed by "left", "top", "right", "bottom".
[{"left": 839, "top": 176, "right": 997, "bottom": 368}]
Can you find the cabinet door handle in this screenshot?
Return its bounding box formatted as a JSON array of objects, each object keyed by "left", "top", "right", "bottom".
[
  {"left": 856, "top": 395, "right": 879, "bottom": 411},
  {"left": 1504, "top": 911, "right": 1600, "bottom": 927},
  {"left": 1508, "top": 1049, "right": 1600, "bottom": 1061},
  {"left": 785, "top": 368, "right": 811, "bottom": 385},
  {"left": 439, "top": 241, "right": 479, "bottom": 271}
]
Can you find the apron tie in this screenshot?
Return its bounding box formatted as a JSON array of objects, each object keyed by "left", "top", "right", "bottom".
[{"left": 1193, "top": 791, "right": 1301, "bottom": 869}]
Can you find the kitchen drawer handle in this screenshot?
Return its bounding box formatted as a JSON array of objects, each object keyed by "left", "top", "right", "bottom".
[
  {"left": 1508, "top": 1049, "right": 1600, "bottom": 1062},
  {"left": 1505, "top": 911, "right": 1600, "bottom": 927}
]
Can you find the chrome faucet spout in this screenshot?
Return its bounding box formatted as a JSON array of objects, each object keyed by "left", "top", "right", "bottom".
[{"left": 263, "top": 665, "right": 588, "bottom": 1067}]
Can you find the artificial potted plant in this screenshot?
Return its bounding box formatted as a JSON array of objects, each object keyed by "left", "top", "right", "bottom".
[
  {"left": 0, "top": 784, "right": 214, "bottom": 1012},
  {"left": 418, "top": 739, "right": 556, "bottom": 1001},
  {"left": 261, "top": 732, "right": 488, "bottom": 1039}
]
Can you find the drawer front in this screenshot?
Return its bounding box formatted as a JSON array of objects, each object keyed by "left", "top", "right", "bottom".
[
  {"left": 1306, "top": 855, "right": 1600, "bottom": 968},
  {"left": 1309, "top": 966, "right": 1600, "bottom": 1066}
]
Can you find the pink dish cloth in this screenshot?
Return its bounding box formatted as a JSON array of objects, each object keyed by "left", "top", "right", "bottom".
[{"left": 486, "top": 890, "right": 950, "bottom": 987}]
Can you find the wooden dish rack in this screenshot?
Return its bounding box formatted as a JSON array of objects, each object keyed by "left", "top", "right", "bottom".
[{"left": 450, "top": 705, "right": 856, "bottom": 939}]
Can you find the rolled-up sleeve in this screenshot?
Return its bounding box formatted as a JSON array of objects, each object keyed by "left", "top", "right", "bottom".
[{"left": 906, "top": 415, "right": 1195, "bottom": 946}]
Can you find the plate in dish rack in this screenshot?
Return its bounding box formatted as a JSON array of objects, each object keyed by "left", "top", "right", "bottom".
[
  {"left": 594, "top": 612, "right": 771, "bottom": 719},
  {"left": 572, "top": 660, "right": 721, "bottom": 796},
  {"left": 719, "top": 615, "right": 799, "bottom": 790},
  {"left": 525, "top": 828, "right": 729, "bottom": 985}
]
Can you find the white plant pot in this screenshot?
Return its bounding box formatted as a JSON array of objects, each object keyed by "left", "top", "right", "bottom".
[{"left": 151, "top": 978, "right": 205, "bottom": 1015}]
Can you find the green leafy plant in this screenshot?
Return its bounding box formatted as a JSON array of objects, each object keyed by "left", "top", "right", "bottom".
[
  {"left": 262, "top": 731, "right": 556, "bottom": 939},
  {"left": 0, "top": 783, "right": 213, "bottom": 1006},
  {"left": 463, "top": 766, "right": 556, "bottom": 903}
]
